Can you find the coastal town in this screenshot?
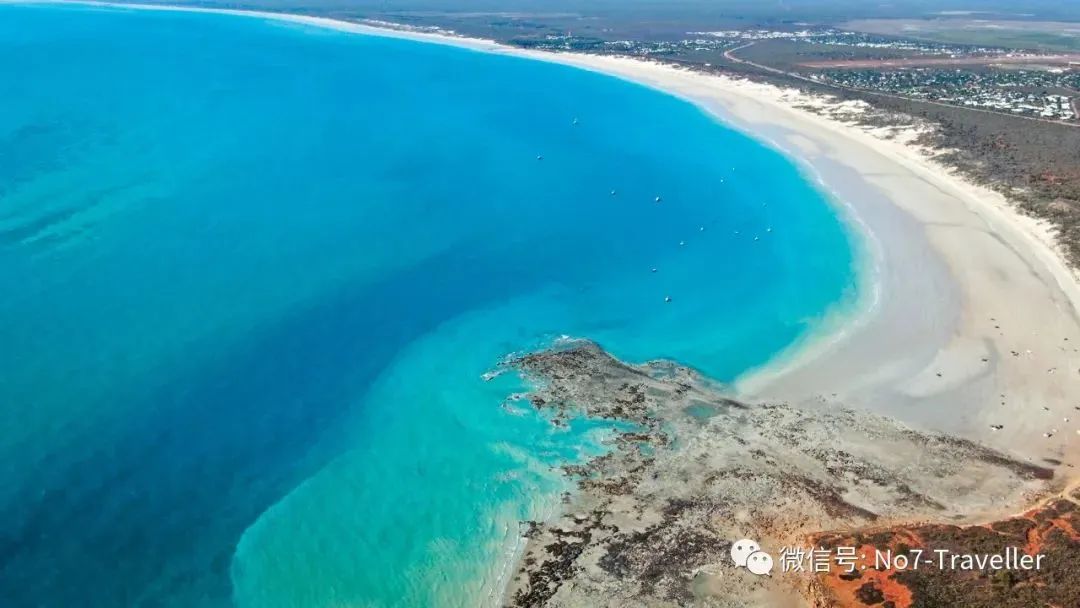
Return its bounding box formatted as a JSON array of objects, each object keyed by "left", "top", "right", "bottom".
[
  {"left": 810, "top": 68, "right": 1079, "bottom": 120},
  {"left": 510, "top": 29, "right": 1080, "bottom": 123}
]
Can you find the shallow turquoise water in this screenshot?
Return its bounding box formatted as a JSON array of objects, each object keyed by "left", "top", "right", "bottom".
[{"left": 0, "top": 4, "right": 857, "bottom": 606}]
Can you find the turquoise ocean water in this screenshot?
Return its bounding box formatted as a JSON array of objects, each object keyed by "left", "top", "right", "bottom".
[{"left": 0, "top": 4, "right": 858, "bottom": 606}]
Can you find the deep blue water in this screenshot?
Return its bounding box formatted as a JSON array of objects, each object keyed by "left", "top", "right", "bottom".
[{"left": 0, "top": 4, "right": 858, "bottom": 606}]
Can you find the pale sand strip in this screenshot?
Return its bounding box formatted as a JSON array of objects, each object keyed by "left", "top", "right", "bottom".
[{"left": 33, "top": 2, "right": 1080, "bottom": 470}]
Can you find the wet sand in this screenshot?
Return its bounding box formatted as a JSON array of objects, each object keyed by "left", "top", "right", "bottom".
[{"left": 506, "top": 53, "right": 1080, "bottom": 471}]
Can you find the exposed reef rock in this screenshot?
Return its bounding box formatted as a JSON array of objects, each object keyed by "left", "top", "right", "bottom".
[{"left": 502, "top": 341, "right": 1054, "bottom": 607}]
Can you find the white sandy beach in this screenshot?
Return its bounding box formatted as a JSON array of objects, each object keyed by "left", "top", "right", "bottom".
[
  {"left": 40, "top": 1, "right": 1080, "bottom": 473},
  {"left": 560, "top": 58, "right": 1080, "bottom": 471}
]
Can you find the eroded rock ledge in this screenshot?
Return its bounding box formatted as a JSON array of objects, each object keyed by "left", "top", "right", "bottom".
[{"left": 502, "top": 341, "right": 1054, "bottom": 608}]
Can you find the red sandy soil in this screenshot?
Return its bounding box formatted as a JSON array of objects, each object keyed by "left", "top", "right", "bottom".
[{"left": 805, "top": 492, "right": 1080, "bottom": 607}]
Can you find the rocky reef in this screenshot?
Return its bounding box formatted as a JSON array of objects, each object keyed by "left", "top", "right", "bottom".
[{"left": 500, "top": 341, "right": 1058, "bottom": 607}]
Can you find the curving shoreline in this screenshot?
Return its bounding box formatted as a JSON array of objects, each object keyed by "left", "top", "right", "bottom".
[
  {"left": 33, "top": 0, "right": 1080, "bottom": 469},
  {"left": 18, "top": 2, "right": 1080, "bottom": 604}
]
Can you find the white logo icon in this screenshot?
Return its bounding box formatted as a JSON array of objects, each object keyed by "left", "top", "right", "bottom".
[
  {"left": 731, "top": 538, "right": 773, "bottom": 576},
  {"left": 746, "top": 550, "right": 774, "bottom": 576},
  {"left": 730, "top": 539, "right": 760, "bottom": 568}
]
